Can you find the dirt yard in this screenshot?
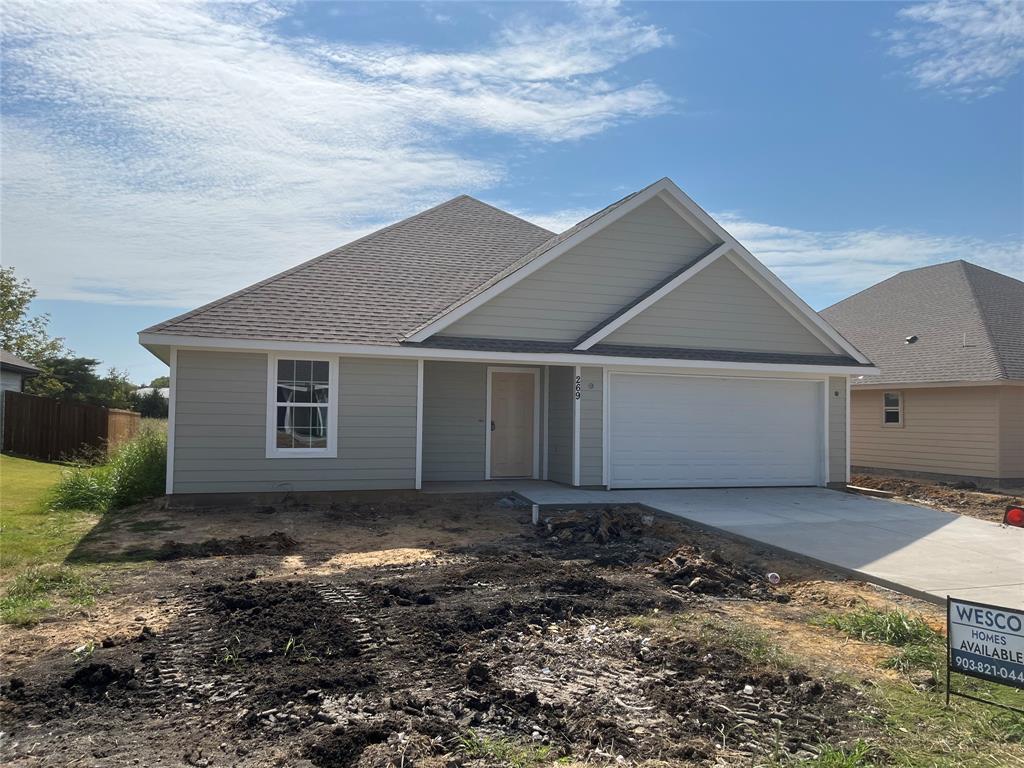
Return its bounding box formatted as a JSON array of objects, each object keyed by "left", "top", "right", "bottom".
[
  {"left": 851, "top": 473, "right": 1023, "bottom": 523},
  {"left": 1, "top": 493, "right": 1020, "bottom": 767}
]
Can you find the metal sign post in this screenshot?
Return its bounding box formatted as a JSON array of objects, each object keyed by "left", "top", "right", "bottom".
[{"left": 946, "top": 596, "right": 1024, "bottom": 714}]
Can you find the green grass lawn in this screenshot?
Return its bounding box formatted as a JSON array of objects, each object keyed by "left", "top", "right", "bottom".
[
  {"left": 0, "top": 453, "right": 104, "bottom": 624},
  {"left": 1, "top": 453, "right": 99, "bottom": 573}
]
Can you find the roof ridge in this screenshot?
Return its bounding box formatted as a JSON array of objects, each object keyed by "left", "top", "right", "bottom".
[
  {"left": 142, "top": 195, "right": 489, "bottom": 335},
  {"left": 959, "top": 261, "right": 1008, "bottom": 379},
  {"left": 457, "top": 195, "right": 556, "bottom": 236}
]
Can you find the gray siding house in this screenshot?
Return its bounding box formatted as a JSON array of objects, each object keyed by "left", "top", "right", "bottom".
[{"left": 140, "top": 178, "right": 876, "bottom": 498}]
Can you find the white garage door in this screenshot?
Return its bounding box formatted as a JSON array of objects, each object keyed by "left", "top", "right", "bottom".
[{"left": 609, "top": 374, "right": 823, "bottom": 488}]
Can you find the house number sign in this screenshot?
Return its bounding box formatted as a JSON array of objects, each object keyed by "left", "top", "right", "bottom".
[{"left": 574, "top": 375, "right": 582, "bottom": 400}]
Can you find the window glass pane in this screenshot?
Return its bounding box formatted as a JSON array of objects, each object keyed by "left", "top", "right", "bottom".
[
  {"left": 884, "top": 410, "right": 901, "bottom": 424},
  {"left": 272, "top": 361, "right": 332, "bottom": 451},
  {"left": 884, "top": 392, "right": 900, "bottom": 408},
  {"left": 277, "top": 383, "right": 296, "bottom": 403},
  {"left": 292, "top": 381, "right": 312, "bottom": 403},
  {"left": 275, "top": 406, "right": 294, "bottom": 448},
  {"left": 277, "top": 359, "right": 294, "bottom": 383}
]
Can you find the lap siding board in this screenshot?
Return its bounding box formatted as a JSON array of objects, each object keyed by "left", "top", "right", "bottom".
[{"left": 172, "top": 350, "right": 417, "bottom": 493}]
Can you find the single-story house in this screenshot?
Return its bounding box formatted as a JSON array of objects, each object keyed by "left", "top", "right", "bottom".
[
  {"left": 1, "top": 350, "right": 40, "bottom": 395},
  {"left": 822, "top": 260, "right": 1023, "bottom": 490},
  {"left": 139, "top": 178, "right": 877, "bottom": 500}
]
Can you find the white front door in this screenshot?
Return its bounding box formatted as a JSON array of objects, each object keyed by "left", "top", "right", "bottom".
[
  {"left": 609, "top": 373, "right": 823, "bottom": 488},
  {"left": 489, "top": 369, "right": 537, "bottom": 478}
]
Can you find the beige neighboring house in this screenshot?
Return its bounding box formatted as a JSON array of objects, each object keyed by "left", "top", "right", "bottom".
[
  {"left": 822, "top": 261, "right": 1024, "bottom": 490},
  {"left": 139, "top": 178, "right": 876, "bottom": 500}
]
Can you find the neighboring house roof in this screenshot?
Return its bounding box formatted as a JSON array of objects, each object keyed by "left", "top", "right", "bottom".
[
  {"left": 144, "top": 196, "right": 554, "bottom": 345},
  {"left": 0, "top": 350, "right": 40, "bottom": 376},
  {"left": 821, "top": 260, "right": 1024, "bottom": 386}
]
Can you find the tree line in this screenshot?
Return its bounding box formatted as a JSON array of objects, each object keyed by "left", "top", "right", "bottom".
[{"left": 1, "top": 267, "right": 169, "bottom": 418}]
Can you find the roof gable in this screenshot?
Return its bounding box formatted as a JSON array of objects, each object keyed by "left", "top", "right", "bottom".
[
  {"left": 435, "top": 195, "right": 716, "bottom": 342},
  {"left": 407, "top": 178, "right": 869, "bottom": 363},
  {"left": 143, "top": 196, "right": 553, "bottom": 345},
  {"left": 600, "top": 254, "right": 834, "bottom": 355},
  {"left": 821, "top": 260, "right": 1024, "bottom": 385}
]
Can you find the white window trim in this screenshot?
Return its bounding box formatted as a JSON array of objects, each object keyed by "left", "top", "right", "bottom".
[
  {"left": 265, "top": 353, "right": 339, "bottom": 458},
  {"left": 882, "top": 390, "right": 903, "bottom": 428}
]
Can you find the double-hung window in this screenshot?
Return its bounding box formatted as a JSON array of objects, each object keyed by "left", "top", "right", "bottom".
[
  {"left": 267, "top": 356, "right": 338, "bottom": 457},
  {"left": 882, "top": 391, "right": 902, "bottom": 427}
]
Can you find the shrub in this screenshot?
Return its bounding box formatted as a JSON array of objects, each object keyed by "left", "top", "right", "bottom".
[{"left": 50, "top": 426, "right": 166, "bottom": 513}]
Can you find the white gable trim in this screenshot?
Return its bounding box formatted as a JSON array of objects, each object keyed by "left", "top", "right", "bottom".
[
  {"left": 404, "top": 179, "right": 717, "bottom": 343},
  {"left": 575, "top": 242, "right": 732, "bottom": 350}
]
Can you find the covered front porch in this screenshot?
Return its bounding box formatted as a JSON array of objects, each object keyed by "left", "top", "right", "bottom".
[{"left": 420, "top": 361, "right": 599, "bottom": 488}]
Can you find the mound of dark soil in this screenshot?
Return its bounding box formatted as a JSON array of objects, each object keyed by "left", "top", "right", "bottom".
[
  {"left": 652, "top": 544, "right": 786, "bottom": 601},
  {"left": 205, "top": 581, "right": 362, "bottom": 664},
  {"left": 61, "top": 663, "right": 136, "bottom": 694},
  {"left": 156, "top": 531, "right": 298, "bottom": 560}
]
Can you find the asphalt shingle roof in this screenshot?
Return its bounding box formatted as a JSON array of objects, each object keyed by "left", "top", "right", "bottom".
[
  {"left": 0, "top": 350, "right": 40, "bottom": 374},
  {"left": 144, "top": 196, "right": 554, "bottom": 344},
  {"left": 821, "top": 261, "right": 1024, "bottom": 385}
]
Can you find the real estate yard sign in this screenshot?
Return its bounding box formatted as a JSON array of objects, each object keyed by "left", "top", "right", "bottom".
[{"left": 947, "top": 596, "right": 1024, "bottom": 712}]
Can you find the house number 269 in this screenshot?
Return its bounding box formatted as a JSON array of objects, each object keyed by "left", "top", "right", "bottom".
[{"left": 574, "top": 375, "right": 582, "bottom": 400}]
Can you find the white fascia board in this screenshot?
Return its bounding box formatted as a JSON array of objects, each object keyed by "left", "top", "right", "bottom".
[
  {"left": 575, "top": 242, "right": 732, "bottom": 350},
  {"left": 404, "top": 180, "right": 699, "bottom": 343},
  {"left": 139, "top": 332, "right": 879, "bottom": 376}
]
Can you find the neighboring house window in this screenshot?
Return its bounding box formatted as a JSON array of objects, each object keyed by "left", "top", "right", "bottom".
[
  {"left": 882, "top": 391, "right": 903, "bottom": 427},
  {"left": 267, "top": 356, "right": 338, "bottom": 457}
]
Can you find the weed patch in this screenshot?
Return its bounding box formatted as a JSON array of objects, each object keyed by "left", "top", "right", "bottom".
[
  {"left": 815, "top": 608, "right": 944, "bottom": 675},
  {"left": 50, "top": 426, "right": 166, "bottom": 513},
  {"left": 0, "top": 565, "right": 102, "bottom": 625},
  {"left": 458, "top": 731, "right": 557, "bottom": 768}
]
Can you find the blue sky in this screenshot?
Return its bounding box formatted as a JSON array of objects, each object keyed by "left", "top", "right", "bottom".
[{"left": 3, "top": 0, "right": 1022, "bottom": 384}]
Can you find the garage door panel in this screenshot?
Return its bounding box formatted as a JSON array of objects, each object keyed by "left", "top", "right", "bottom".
[{"left": 610, "top": 374, "right": 822, "bottom": 488}]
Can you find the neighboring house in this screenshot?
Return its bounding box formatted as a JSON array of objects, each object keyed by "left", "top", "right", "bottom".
[
  {"left": 822, "top": 261, "right": 1023, "bottom": 490},
  {"left": 139, "top": 178, "right": 876, "bottom": 499},
  {"left": 1, "top": 350, "right": 40, "bottom": 450},
  {"left": 1, "top": 350, "right": 40, "bottom": 395}
]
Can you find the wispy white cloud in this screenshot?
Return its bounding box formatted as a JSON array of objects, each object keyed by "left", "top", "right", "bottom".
[
  {"left": 884, "top": 0, "right": 1024, "bottom": 98},
  {"left": 0, "top": 0, "right": 670, "bottom": 306},
  {"left": 714, "top": 212, "right": 1023, "bottom": 307}
]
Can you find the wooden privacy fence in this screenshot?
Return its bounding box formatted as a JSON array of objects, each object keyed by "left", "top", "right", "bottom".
[{"left": 1, "top": 391, "right": 140, "bottom": 461}]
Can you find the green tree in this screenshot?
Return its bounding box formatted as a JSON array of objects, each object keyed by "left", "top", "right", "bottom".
[
  {"left": 25, "top": 357, "right": 137, "bottom": 409},
  {"left": 131, "top": 387, "right": 169, "bottom": 418},
  {"left": 148, "top": 375, "right": 170, "bottom": 388},
  {"left": 0, "top": 267, "right": 67, "bottom": 363}
]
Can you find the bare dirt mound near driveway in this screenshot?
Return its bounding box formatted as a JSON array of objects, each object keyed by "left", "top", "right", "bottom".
[{"left": 1, "top": 505, "right": 870, "bottom": 767}]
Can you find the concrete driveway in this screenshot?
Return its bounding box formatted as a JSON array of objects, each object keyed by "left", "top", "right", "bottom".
[{"left": 505, "top": 483, "right": 1024, "bottom": 609}]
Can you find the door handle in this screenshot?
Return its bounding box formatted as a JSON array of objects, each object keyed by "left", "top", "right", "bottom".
[{"left": 490, "top": 420, "right": 496, "bottom": 432}]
